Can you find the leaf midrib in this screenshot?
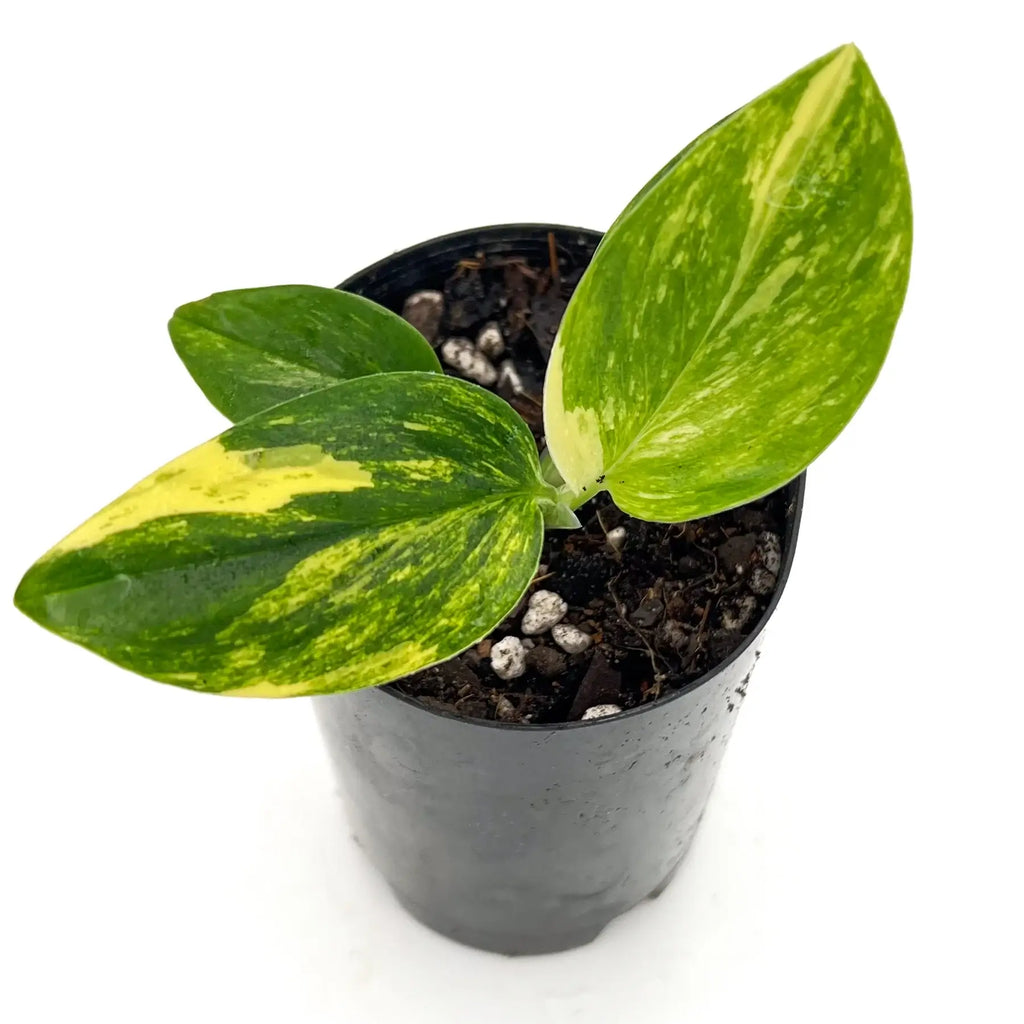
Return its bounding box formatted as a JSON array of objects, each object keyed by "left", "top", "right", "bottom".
[{"left": 601, "top": 53, "right": 852, "bottom": 483}]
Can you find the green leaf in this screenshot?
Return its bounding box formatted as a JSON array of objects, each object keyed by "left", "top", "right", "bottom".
[
  {"left": 15, "top": 373, "right": 554, "bottom": 697},
  {"left": 169, "top": 285, "right": 441, "bottom": 421},
  {"left": 544, "top": 45, "right": 912, "bottom": 520}
]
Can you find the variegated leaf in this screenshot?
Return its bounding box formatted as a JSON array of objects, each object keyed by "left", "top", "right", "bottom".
[
  {"left": 169, "top": 285, "right": 441, "bottom": 421},
  {"left": 544, "top": 45, "right": 912, "bottom": 521},
  {"left": 15, "top": 373, "right": 555, "bottom": 697}
]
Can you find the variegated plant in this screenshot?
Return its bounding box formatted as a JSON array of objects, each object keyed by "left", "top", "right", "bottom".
[{"left": 15, "top": 44, "right": 911, "bottom": 698}]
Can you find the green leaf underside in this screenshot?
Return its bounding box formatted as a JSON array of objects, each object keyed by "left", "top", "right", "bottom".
[
  {"left": 169, "top": 285, "right": 441, "bottom": 421},
  {"left": 15, "top": 374, "right": 551, "bottom": 697},
  {"left": 544, "top": 44, "right": 912, "bottom": 521}
]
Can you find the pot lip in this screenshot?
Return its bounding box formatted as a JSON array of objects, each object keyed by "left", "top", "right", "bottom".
[
  {"left": 336, "top": 223, "right": 604, "bottom": 291},
  {"left": 335, "top": 222, "right": 807, "bottom": 732}
]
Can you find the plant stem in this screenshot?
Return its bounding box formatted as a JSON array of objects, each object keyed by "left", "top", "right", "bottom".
[{"left": 539, "top": 448, "right": 602, "bottom": 512}]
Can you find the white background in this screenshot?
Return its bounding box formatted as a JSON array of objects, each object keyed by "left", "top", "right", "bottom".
[{"left": 2, "top": 3, "right": 1021, "bottom": 1022}]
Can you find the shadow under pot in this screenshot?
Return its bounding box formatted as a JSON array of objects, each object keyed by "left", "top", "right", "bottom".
[{"left": 313, "top": 223, "right": 805, "bottom": 956}]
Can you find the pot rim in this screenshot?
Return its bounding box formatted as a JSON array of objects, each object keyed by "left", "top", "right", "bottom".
[
  {"left": 336, "top": 222, "right": 806, "bottom": 732},
  {"left": 337, "top": 223, "right": 605, "bottom": 287}
]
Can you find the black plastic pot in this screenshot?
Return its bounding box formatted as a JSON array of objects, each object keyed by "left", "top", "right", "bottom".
[{"left": 313, "top": 225, "right": 805, "bottom": 956}]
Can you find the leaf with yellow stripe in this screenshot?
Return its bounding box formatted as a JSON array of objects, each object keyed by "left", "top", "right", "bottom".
[
  {"left": 169, "top": 285, "right": 441, "bottom": 421},
  {"left": 544, "top": 44, "right": 912, "bottom": 521},
  {"left": 15, "top": 373, "right": 558, "bottom": 697}
]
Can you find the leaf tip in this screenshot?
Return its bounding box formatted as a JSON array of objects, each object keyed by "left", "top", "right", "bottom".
[{"left": 13, "top": 561, "right": 48, "bottom": 631}]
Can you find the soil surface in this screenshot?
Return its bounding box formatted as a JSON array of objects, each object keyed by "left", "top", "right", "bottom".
[{"left": 389, "top": 238, "right": 794, "bottom": 724}]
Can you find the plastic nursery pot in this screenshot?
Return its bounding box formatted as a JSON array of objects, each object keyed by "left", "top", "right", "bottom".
[{"left": 313, "top": 225, "right": 806, "bottom": 956}]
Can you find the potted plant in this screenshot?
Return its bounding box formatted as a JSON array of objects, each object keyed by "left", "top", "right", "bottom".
[{"left": 14, "top": 44, "right": 910, "bottom": 955}]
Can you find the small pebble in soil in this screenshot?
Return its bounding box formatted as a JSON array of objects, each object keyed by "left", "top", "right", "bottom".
[
  {"left": 440, "top": 337, "right": 498, "bottom": 386},
  {"left": 606, "top": 526, "right": 626, "bottom": 551},
  {"left": 757, "top": 531, "right": 782, "bottom": 575},
  {"left": 490, "top": 636, "right": 527, "bottom": 680},
  {"left": 550, "top": 623, "right": 592, "bottom": 654},
  {"left": 400, "top": 290, "right": 444, "bottom": 343},
  {"left": 748, "top": 566, "right": 777, "bottom": 596},
  {"left": 521, "top": 590, "right": 569, "bottom": 635},
  {"left": 475, "top": 321, "right": 505, "bottom": 359},
  {"left": 582, "top": 704, "right": 623, "bottom": 721},
  {"left": 495, "top": 695, "right": 518, "bottom": 721}
]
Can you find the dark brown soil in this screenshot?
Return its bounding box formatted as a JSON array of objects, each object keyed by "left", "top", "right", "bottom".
[{"left": 389, "top": 239, "right": 793, "bottom": 724}]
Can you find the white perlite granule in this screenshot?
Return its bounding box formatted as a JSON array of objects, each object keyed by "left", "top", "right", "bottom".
[
  {"left": 440, "top": 337, "right": 498, "bottom": 386},
  {"left": 490, "top": 636, "right": 527, "bottom": 680},
  {"left": 475, "top": 322, "right": 505, "bottom": 359},
  {"left": 582, "top": 704, "right": 623, "bottom": 721},
  {"left": 400, "top": 290, "right": 444, "bottom": 342},
  {"left": 757, "top": 531, "right": 782, "bottom": 575},
  {"left": 498, "top": 359, "right": 525, "bottom": 394},
  {"left": 748, "top": 566, "right": 777, "bottom": 595},
  {"left": 551, "top": 623, "right": 592, "bottom": 654},
  {"left": 521, "top": 590, "right": 568, "bottom": 635}
]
